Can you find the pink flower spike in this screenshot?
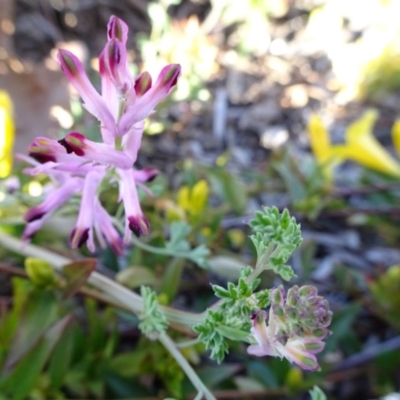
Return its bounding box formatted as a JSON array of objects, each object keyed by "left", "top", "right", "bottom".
[
  {"left": 59, "top": 132, "right": 133, "bottom": 169},
  {"left": 117, "top": 168, "right": 150, "bottom": 243},
  {"left": 25, "top": 179, "right": 82, "bottom": 223},
  {"left": 57, "top": 49, "right": 117, "bottom": 141},
  {"left": 70, "top": 170, "right": 103, "bottom": 250},
  {"left": 118, "top": 64, "right": 181, "bottom": 135},
  {"left": 107, "top": 15, "right": 129, "bottom": 44}
]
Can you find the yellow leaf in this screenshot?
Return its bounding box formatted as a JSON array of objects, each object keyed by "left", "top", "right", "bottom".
[
  {"left": 0, "top": 90, "right": 15, "bottom": 178},
  {"left": 331, "top": 110, "right": 400, "bottom": 177}
]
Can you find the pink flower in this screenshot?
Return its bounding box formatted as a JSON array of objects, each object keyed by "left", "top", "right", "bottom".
[
  {"left": 247, "top": 286, "right": 331, "bottom": 371},
  {"left": 22, "top": 16, "right": 180, "bottom": 253}
]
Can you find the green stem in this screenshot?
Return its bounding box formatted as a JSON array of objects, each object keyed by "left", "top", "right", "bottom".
[
  {"left": 176, "top": 337, "right": 201, "bottom": 349},
  {"left": 159, "top": 333, "right": 216, "bottom": 400},
  {"left": 246, "top": 244, "right": 279, "bottom": 283},
  {"left": 130, "top": 234, "right": 191, "bottom": 258},
  {"left": 159, "top": 257, "right": 184, "bottom": 303},
  {"left": 112, "top": 219, "right": 197, "bottom": 261},
  {"left": 0, "top": 232, "right": 205, "bottom": 326}
]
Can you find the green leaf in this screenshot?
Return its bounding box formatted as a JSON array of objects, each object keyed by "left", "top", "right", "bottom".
[
  {"left": 324, "top": 303, "right": 361, "bottom": 353},
  {"left": 139, "top": 286, "right": 168, "bottom": 339},
  {"left": 273, "top": 158, "right": 307, "bottom": 203},
  {"left": 216, "top": 325, "right": 249, "bottom": 341},
  {"left": 209, "top": 168, "right": 248, "bottom": 214},
  {"left": 159, "top": 258, "right": 184, "bottom": 303},
  {"left": 187, "top": 244, "right": 210, "bottom": 268},
  {"left": 108, "top": 349, "right": 148, "bottom": 377},
  {"left": 48, "top": 322, "right": 76, "bottom": 389},
  {"left": 3, "top": 289, "right": 59, "bottom": 370},
  {"left": 273, "top": 264, "right": 296, "bottom": 281},
  {"left": 103, "top": 372, "right": 151, "bottom": 397},
  {"left": 212, "top": 284, "right": 231, "bottom": 299},
  {"left": 309, "top": 385, "right": 327, "bottom": 400},
  {"left": 0, "top": 315, "right": 72, "bottom": 400},
  {"left": 165, "top": 221, "right": 191, "bottom": 252},
  {"left": 247, "top": 360, "right": 279, "bottom": 388},
  {"left": 181, "top": 364, "right": 240, "bottom": 395},
  {"left": 62, "top": 258, "right": 96, "bottom": 298}
]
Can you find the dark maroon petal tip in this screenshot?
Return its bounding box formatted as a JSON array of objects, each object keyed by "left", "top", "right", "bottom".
[
  {"left": 29, "top": 152, "right": 57, "bottom": 164},
  {"left": 70, "top": 228, "right": 90, "bottom": 248},
  {"left": 25, "top": 209, "right": 45, "bottom": 223},
  {"left": 58, "top": 138, "right": 74, "bottom": 154},
  {"left": 58, "top": 49, "right": 79, "bottom": 76},
  {"left": 143, "top": 168, "right": 160, "bottom": 182},
  {"left": 59, "top": 132, "right": 86, "bottom": 156},
  {"left": 128, "top": 215, "right": 150, "bottom": 237}
]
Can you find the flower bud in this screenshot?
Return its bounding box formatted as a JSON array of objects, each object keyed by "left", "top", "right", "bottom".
[
  {"left": 25, "top": 257, "right": 58, "bottom": 288},
  {"left": 135, "top": 72, "right": 152, "bottom": 97},
  {"left": 271, "top": 285, "right": 285, "bottom": 305}
]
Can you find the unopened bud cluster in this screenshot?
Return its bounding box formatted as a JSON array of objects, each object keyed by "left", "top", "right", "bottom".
[{"left": 248, "top": 285, "right": 332, "bottom": 371}]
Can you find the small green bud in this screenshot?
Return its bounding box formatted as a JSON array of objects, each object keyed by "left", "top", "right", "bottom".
[
  {"left": 286, "top": 285, "right": 299, "bottom": 306},
  {"left": 25, "top": 258, "right": 58, "bottom": 288},
  {"left": 271, "top": 285, "right": 284, "bottom": 305},
  {"left": 273, "top": 304, "right": 285, "bottom": 318}
]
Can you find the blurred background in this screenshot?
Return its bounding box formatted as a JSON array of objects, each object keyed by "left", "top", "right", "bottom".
[{"left": 2, "top": 0, "right": 400, "bottom": 399}]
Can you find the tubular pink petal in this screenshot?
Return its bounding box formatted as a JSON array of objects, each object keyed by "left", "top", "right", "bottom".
[
  {"left": 57, "top": 49, "right": 117, "bottom": 138},
  {"left": 22, "top": 219, "right": 45, "bottom": 242},
  {"left": 59, "top": 132, "right": 133, "bottom": 169},
  {"left": 118, "top": 64, "right": 181, "bottom": 135},
  {"left": 101, "top": 39, "right": 132, "bottom": 95},
  {"left": 25, "top": 179, "right": 82, "bottom": 222},
  {"left": 70, "top": 170, "right": 104, "bottom": 249},
  {"left": 247, "top": 344, "right": 274, "bottom": 357},
  {"left": 117, "top": 168, "right": 150, "bottom": 243},
  {"left": 107, "top": 15, "right": 129, "bottom": 43},
  {"left": 122, "top": 121, "right": 144, "bottom": 163},
  {"left": 132, "top": 167, "right": 160, "bottom": 183},
  {"left": 86, "top": 230, "right": 96, "bottom": 253},
  {"left": 302, "top": 339, "right": 326, "bottom": 355},
  {"left": 28, "top": 137, "right": 80, "bottom": 164},
  {"left": 95, "top": 200, "right": 125, "bottom": 255},
  {"left": 248, "top": 311, "right": 277, "bottom": 356},
  {"left": 99, "top": 49, "right": 120, "bottom": 122},
  {"left": 276, "top": 341, "right": 320, "bottom": 371},
  {"left": 156, "top": 64, "right": 181, "bottom": 90}
]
